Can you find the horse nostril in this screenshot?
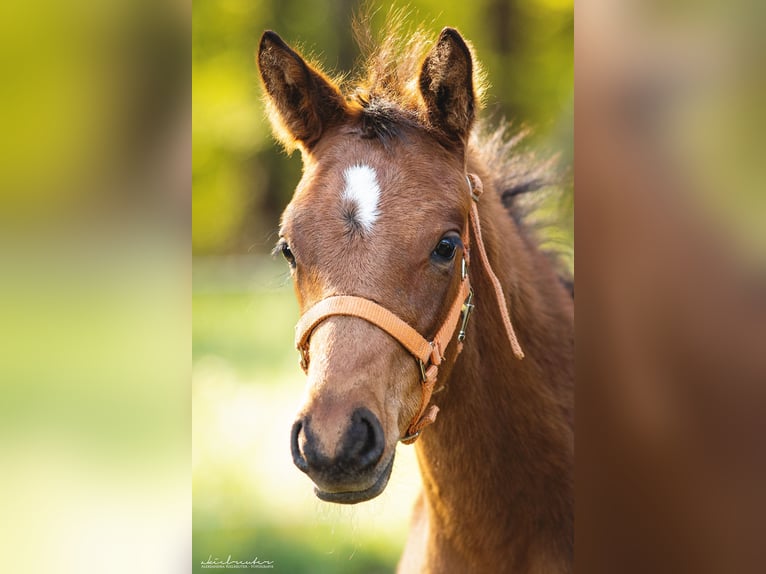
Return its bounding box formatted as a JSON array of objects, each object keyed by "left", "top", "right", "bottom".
[
  {"left": 342, "top": 408, "right": 384, "bottom": 471},
  {"left": 290, "top": 419, "right": 309, "bottom": 473},
  {"left": 291, "top": 409, "right": 385, "bottom": 479}
]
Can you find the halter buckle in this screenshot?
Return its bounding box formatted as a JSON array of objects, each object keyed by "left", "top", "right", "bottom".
[{"left": 457, "top": 289, "right": 475, "bottom": 343}]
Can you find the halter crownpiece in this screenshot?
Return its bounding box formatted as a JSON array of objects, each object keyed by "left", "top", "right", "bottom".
[{"left": 293, "top": 173, "right": 524, "bottom": 444}]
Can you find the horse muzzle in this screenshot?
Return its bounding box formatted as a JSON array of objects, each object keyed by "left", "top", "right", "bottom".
[{"left": 290, "top": 407, "right": 394, "bottom": 504}]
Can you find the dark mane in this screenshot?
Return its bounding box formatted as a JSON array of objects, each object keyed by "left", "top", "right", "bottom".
[
  {"left": 351, "top": 12, "right": 449, "bottom": 114},
  {"left": 472, "top": 121, "right": 573, "bottom": 290},
  {"left": 355, "top": 99, "right": 421, "bottom": 143}
]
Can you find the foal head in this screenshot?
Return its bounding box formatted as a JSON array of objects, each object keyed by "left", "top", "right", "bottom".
[{"left": 258, "top": 28, "right": 478, "bottom": 503}]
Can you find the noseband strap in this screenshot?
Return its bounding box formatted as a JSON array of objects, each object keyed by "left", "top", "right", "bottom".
[
  {"left": 293, "top": 173, "right": 524, "bottom": 444},
  {"left": 295, "top": 295, "right": 438, "bottom": 369}
]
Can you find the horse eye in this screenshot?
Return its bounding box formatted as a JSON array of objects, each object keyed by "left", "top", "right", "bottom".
[
  {"left": 432, "top": 236, "right": 459, "bottom": 261},
  {"left": 275, "top": 239, "right": 296, "bottom": 268},
  {"left": 282, "top": 244, "right": 295, "bottom": 266}
]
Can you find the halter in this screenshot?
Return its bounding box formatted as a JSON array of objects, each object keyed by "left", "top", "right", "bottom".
[{"left": 294, "top": 173, "right": 524, "bottom": 444}]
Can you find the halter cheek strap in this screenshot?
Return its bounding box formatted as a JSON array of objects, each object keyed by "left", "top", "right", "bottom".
[{"left": 293, "top": 173, "right": 524, "bottom": 444}]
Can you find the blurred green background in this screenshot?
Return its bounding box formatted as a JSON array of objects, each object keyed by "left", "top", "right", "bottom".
[{"left": 193, "top": 0, "right": 572, "bottom": 572}]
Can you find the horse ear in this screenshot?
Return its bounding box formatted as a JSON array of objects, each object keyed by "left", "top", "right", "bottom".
[
  {"left": 419, "top": 28, "right": 476, "bottom": 146},
  {"left": 257, "top": 31, "right": 348, "bottom": 151}
]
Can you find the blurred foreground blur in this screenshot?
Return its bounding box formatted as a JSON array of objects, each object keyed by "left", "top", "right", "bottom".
[
  {"left": 576, "top": 0, "right": 766, "bottom": 572},
  {"left": 0, "top": 0, "right": 189, "bottom": 573}
]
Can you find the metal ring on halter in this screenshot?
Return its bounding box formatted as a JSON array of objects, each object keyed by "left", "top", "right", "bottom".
[
  {"left": 299, "top": 347, "right": 309, "bottom": 371},
  {"left": 418, "top": 358, "right": 427, "bottom": 382},
  {"left": 401, "top": 428, "right": 421, "bottom": 443}
]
